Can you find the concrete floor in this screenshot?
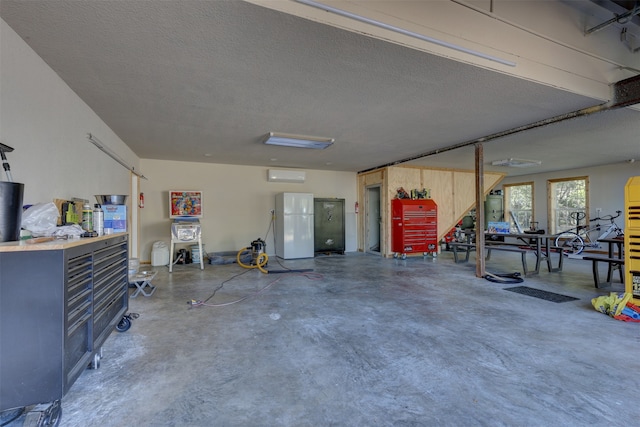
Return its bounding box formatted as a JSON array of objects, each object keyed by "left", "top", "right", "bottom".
[{"left": 5, "top": 250, "right": 640, "bottom": 426}]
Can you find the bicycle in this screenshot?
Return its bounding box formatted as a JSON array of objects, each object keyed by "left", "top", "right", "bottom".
[{"left": 554, "top": 210, "right": 624, "bottom": 255}]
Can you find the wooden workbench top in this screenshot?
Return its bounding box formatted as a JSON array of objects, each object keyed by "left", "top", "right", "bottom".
[{"left": 0, "top": 232, "right": 128, "bottom": 252}]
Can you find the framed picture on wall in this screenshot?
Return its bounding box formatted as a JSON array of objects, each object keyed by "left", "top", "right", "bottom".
[{"left": 169, "top": 190, "right": 203, "bottom": 219}]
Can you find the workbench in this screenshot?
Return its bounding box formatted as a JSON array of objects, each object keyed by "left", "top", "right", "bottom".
[{"left": 0, "top": 233, "right": 129, "bottom": 421}]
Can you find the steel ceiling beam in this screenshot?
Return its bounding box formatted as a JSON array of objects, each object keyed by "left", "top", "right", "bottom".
[
  {"left": 612, "top": 73, "right": 640, "bottom": 107},
  {"left": 585, "top": 1, "right": 640, "bottom": 35}
]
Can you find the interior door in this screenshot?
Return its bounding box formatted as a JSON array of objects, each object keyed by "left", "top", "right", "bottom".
[{"left": 366, "top": 186, "right": 381, "bottom": 254}]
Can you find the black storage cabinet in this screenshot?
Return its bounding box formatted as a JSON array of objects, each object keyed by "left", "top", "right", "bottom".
[{"left": 0, "top": 234, "right": 128, "bottom": 412}]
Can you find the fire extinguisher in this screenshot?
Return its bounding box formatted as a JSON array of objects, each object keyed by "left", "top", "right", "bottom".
[
  {"left": 139, "top": 192, "right": 144, "bottom": 208},
  {"left": 355, "top": 201, "right": 359, "bottom": 214}
]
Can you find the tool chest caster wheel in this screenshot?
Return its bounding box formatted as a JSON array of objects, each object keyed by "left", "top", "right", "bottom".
[
  {"left": 116, "top": 317, "right": 131, "bottom": 332},
  {"left": 116, "top": 313, "right": 138, "bottom": 332},
  {"left": 23, "top": 400, "right": 61, "bottom": 427},
  {"left": 88, "top": 347, "right": 103, "bottom": 370},
  {"left": 90, "top": 352, "right": 101, "bottom": 370}
]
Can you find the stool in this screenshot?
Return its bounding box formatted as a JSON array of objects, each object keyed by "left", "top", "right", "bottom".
[{"left": 129, "top": 271, "right": 157, "bottom": 297}]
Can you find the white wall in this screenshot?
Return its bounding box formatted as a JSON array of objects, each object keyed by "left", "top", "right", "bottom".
[
  {"left": 499, "top": 162, "right": 640, "bottom": 232},
  {"left": 139, "top": 159, "right": 357, "bottom": 262},
  {"left": 0, "top": 19, "right": 138, "bottom": 205}
]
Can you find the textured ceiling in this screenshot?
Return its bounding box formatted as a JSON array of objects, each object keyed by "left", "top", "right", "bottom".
[{"left": 1, "top": 0, "right": 639, "bottom": 176}]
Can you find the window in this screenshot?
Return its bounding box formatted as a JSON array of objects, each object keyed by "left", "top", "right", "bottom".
[
  {"left": 548, "top": 176, "right": 589, "bottom": 234},
  {"left": 504, "top": 182, "right": 534, "bottom": 232}
]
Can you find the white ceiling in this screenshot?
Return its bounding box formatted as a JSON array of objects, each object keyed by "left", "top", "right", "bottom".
[{"left": 1, "top": 0, "right": 639, "bottom": 176}]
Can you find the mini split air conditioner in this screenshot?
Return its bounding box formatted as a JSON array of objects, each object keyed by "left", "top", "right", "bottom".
[{"left": 267, "top": 169, "right": 306, "bottom": 183}]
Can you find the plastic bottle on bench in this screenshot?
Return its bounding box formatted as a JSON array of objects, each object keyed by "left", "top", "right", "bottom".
[
  {"left": 82, "top": 203, "right": 93, "bottom": 232},
  {"left": 93, "top": 204, "right": 104, "bottom": 236}
]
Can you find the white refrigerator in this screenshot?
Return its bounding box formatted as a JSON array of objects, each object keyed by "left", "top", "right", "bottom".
[{"left": 275, "top": 192, "right": 314, "bottom": 259}]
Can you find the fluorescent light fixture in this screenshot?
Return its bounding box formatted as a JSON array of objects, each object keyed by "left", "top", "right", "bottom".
[
  {"left": 263, "top": 132, "right": 334, "bottom": 149},
  {"left": 295, "top": 0, "right": 516, "bottom": 67},
  {"left": 491, "top": 158, "right": 542, "bottom": 168}
]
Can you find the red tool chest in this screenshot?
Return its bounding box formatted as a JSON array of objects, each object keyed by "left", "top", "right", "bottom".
[{"left": 391, "top": 198, "right": 438, "bottom": 259}]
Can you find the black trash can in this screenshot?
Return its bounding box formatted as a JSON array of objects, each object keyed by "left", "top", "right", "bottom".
[{"left": 0, "top": 182, "right": 24, "bottom": 242}]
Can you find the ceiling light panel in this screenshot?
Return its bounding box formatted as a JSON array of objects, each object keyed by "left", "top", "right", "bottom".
[
  {"left": 491, "top": 158, "right": 542, "bottom": 167},
  {"left": 263, "top": 132, "right": 334, "bottom": 149}
]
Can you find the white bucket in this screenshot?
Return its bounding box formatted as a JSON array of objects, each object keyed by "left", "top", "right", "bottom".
[
  {"left": 151, "top": 241, "right": 170, "bottom": 266},
  {"left": 128, "top": 258, "right": 140, "bottom": 276}
]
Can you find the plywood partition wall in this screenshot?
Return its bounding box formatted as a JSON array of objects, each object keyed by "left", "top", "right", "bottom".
[
  {"left": 357, "top": 166, "right": 505, "bottom": 257},
  {"left": 423, "top": 168, "right": 454, "bottom": 244}
]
